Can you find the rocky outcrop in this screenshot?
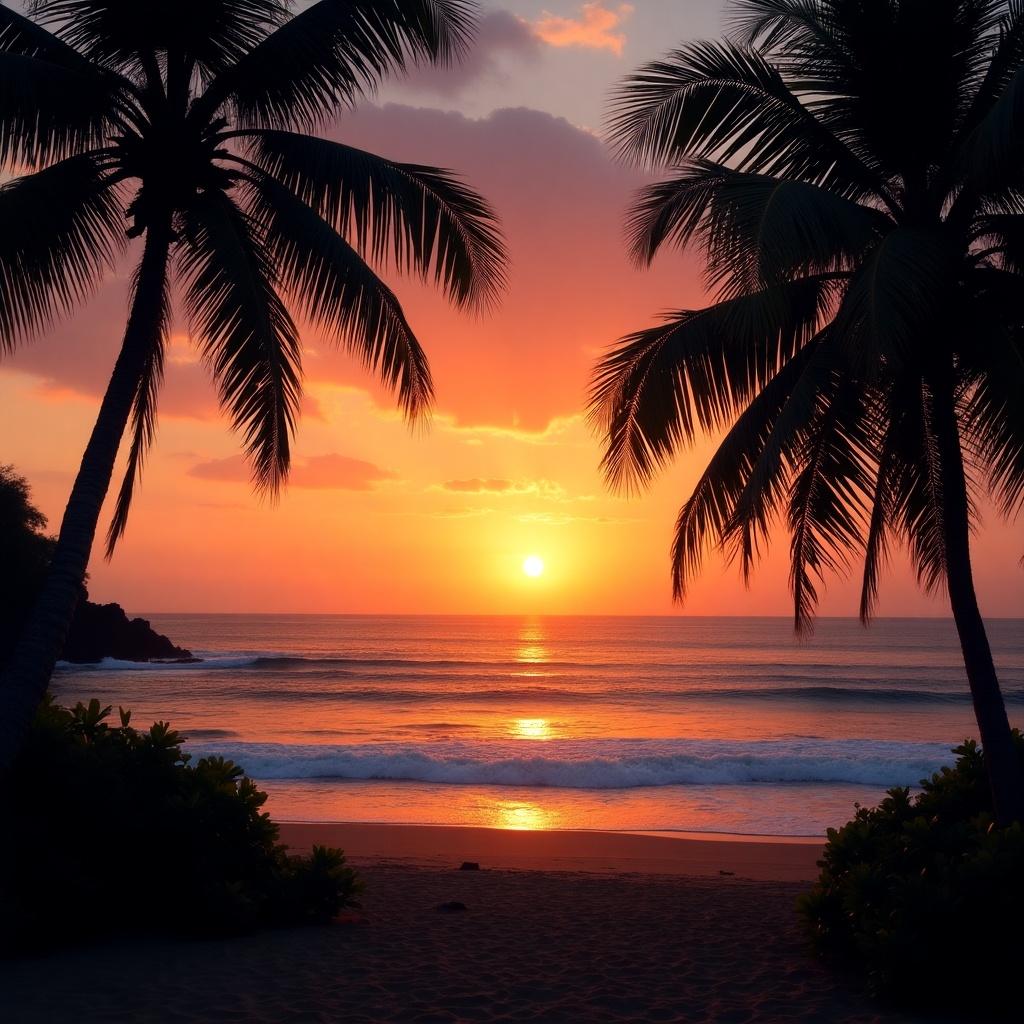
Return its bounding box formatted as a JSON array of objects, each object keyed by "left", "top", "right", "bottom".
[{"left": 61, "top": 602, "right": 194, "bottom": 663}]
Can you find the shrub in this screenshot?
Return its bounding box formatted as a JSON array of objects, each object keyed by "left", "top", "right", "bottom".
[
  {"left": 1, "top": 698, "right": 361, "bottom": 950},
  {"left": 798, "top": 733, "right": 1024, "bottom": 1013}
]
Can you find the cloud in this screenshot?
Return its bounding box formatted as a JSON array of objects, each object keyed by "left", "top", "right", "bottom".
[
  {"left": 188, "top": 453, "right": 397, "bottom": 491},
  {"left": 533, "top": 3, "right": 634, "bottom": 56},
  {"left": 431, "top": 506, "right": 498, "bottom": 519},
  {"left": 293, "top": 454, "right": 399, "bottom": 490},
  {"left": 308, "top": 103, "right": 695, "bottom": 434},
  {"left": 516, "top": 511, "right": 639, "bottom": 526},
  {"left": 440, "top": 478, "right": 566, "bottom": 497},
  {"left": 442, "top": 477, "right": 516, "bottom": 493},
  {"left": 399, "top": 10, "right": 541, "bottom": 96},
  {"left": 395, "top": 4, "right": 634, "bottom": 98},
  {"left": 436, "top": 413, "right": 587, "bottom": 446}
]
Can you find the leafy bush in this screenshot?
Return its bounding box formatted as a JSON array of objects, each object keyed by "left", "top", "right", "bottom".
[
  {"left": 798, "top": 733, "right": 1024, "bottom": 1012},
  {"left": 1, "top": 698, "right": 361, "bottom": 950}
]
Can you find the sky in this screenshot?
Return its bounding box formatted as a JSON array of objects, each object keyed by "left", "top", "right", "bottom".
[{"left": 1, "top": 0, "right": 1021, "bottom": 617}]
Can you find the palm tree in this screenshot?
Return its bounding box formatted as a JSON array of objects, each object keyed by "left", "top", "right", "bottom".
[
  {"left": 0, "top": 0, "right": 506, "bottom": 770},
  {"left": 590, "top": 0, "right": 1024, "bottom": 824}
]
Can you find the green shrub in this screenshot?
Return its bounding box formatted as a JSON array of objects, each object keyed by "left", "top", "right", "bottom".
[
  {"left": 1, "top": 698, "right": 361, "bottom": 950},
  {"left": 798, "top": 733, "right": 1024, "bottom": 1012}
]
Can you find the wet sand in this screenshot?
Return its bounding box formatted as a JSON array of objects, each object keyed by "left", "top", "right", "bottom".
[
  {"left": 280, "top": 821, "right": 825, "bottom": 881},
  {"left": 1, "top": 826, "right": 946, "bottom": 1023}
]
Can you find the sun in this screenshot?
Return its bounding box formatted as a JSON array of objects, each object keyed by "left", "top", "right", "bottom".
[{"left": 522, "top": 555, "right": 545, "bottom": 578}]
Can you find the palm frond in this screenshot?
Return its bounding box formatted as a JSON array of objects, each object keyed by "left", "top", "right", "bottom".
[
  {"left": 105, "top": 267, "right": 171, "bottom": 557},
  {"left": 786, "top": 379, "right": 874, "bottom": 632},
  {"left": 728, "top": 0, "right": 836, "bottom": 50},
  {"left": 590, "top": 277, "right": 834, "bottom": 491},
  {"left": 0, "top": 1, "right": 127, "bottom": 167},
  {"left": 245, "top": 171, "right": 433, "bottom": 418},
  {"left": 881, "top": 376, "right": 950, "bottom": 594},
  {"left": 973, "top": 212, "right": 1024, "bottom": 272},
  {"left": 627, "top": 160, "right": 883, "bottom": 293},
  {"left": 670, "top": 338, "right": 820, "bottom": 601},
  {"left": 953, "top": 1, "right": 1024, "bottom": 186},
  {"left": 957, "top": 66, "right": 1024, "bottom": 193},
  {"left": 961, "top": 329, "right": 1024, "bottom": 519},
  {"left": 199, "top": 0, "right": 477, "bottom": 129},
  {"left": 0, "top": 153, "right": 123, "bottom": 353},
  {"left": 0, "top": 50, "right": 123, "bottom": 168},
  {"left": 177, "top": 188, "right": 301, "bottom": 495},
  {"left": 27, "top": 1, "right": 288, "bottom": 75},
  {"left": 245, "top": 130, "right": 505, "bottom": 309},
  {"left": 831, "top": 228, "right": 959, "bottom": 369},
  {"left": 858, "top": 386, "right": 904, "bottom": 622},
  {"left": 606, "top": 38, "right": 883, "bottom": 201},
  {"left": 738, "top": 0, "right": 997, "bottom": 178},
  {"left": 0, "top": 2, "right": 94, "bottom": 62},
  {"left": 720, "top": 333, "right": 843, "bottom": 581}
]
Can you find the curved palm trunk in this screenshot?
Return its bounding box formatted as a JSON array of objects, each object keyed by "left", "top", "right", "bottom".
[
  {"left": 0, "top": 222, "right": 171, "bottom": 775},
  {"left": 933, "top": 377, "right": 1024, "bottom": 826}
]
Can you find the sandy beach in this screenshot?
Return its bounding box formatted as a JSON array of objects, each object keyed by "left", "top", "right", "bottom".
[
  {"left": 1, "top": 825, "right": 950, "bottom": 1024},
  {"left": 280, "top": 822, "right": 825, "bottom": 880}
]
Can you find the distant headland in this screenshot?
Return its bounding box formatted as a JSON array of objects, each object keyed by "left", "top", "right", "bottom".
[{"left": 60, "top": 600, "right": 194, "bottom": 665}]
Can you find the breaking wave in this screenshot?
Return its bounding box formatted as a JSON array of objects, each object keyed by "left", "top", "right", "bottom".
[{"left": 190, "top": 738, "right": 955, "bottom": 789}]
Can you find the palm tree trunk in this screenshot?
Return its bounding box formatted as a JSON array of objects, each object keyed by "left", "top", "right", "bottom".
[
  {"left": 933, "top": 374, "right": 1024, "bottom": 825},
  {"left": 0, "top": 221, "right": 171, "bottom": 775}
]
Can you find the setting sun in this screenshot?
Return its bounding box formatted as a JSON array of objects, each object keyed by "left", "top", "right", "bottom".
[{"left": 522, "top": 555, "right": 545, "bottom": 578}]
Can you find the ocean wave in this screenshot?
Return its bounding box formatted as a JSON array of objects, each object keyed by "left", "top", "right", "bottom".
[
  {"left": 52, "top": 651, "right": 983, "bottom": 676},
  {"left": 61, "top": 677, "right": 1024, "bottom": 706},
  {"left": 54, "top": 655, "right": 262, "bottom": 672},
  {"left": 52, "top": 653, "right": 1020, "bottom": 706},
  {"left": 189, "top": 738, "right": 956, "bottom": 789}
]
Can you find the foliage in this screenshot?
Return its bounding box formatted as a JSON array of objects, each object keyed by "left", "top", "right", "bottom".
[
  {"left": 1, "top": 698, "right": 361, "bottom": 949},
  {"left": 798, "top": 733, "right": 1024, "bottom": 1010},
  {"left": 0, "top": 465, "right": 59, "bottom": 663},
  {"left": 591, "top": 0, "right": 1024, "bottom": 631}
]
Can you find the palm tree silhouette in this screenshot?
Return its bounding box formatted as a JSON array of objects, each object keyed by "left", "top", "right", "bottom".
[
  {"left": 0, "top": 0, "right": 505, "bottom": 768},
  {"left": 591, "top": 0, "right": 1024, "bottom": 823}
]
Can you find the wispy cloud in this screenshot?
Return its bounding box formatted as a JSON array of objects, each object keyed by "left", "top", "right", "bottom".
[
  {"left": 533, "top": 3, "right": 634, "bottom": 56},
  {"left": 440, "top": 478, "right": 566, "bottom": 497},
  {"left": 516, "top": 511, "right": 640, "bottom": 526},
  {"left": 188, "top": 453, "right": 398, "bottom": 491},
  {"left": 437, "top": 414, "right": 586, "bottom": 447}
]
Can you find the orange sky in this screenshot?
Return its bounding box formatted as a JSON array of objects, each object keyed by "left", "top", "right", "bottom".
[{"left": 1, "top": 1, "right": 1021, "bottom": 617}]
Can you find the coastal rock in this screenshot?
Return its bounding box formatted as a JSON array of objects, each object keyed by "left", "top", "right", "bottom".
[{"left": 61, "top": 601, "right": 194, "bottom": 663}]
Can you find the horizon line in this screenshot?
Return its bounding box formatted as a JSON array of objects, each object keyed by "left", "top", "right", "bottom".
[{"left": 131, "top": 611, "right": 1023, "bottom": 621}]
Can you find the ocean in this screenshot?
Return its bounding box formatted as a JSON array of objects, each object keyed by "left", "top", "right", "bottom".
[{"left": 50, "top": 615, "right": 1024, "bottom": 836}]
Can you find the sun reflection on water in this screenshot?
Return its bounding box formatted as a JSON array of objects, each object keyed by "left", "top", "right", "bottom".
[
  {"left": 516, "top": 620, "right": 549, "bottom": 670},
  {"left": 516, "top": 644, "right": 548, "bottom": 664},
  {"left": 492, "top": 800, "right": 558, "bottom": 830},
  {"left": 510, "top": 717, "right": 553, "bottom": 740}
]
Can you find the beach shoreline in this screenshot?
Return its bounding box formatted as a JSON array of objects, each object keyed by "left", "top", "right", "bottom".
[{"left": 278, "top": 821, "right": 824, "bottom": 882}]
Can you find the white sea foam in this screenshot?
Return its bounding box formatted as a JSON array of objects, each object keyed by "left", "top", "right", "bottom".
[
  {"left": 190, "top": 738, "right": 955, "bottom": 789},
  {"left": 54, "top": 654, "right": 263, "bottom": 671}
]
